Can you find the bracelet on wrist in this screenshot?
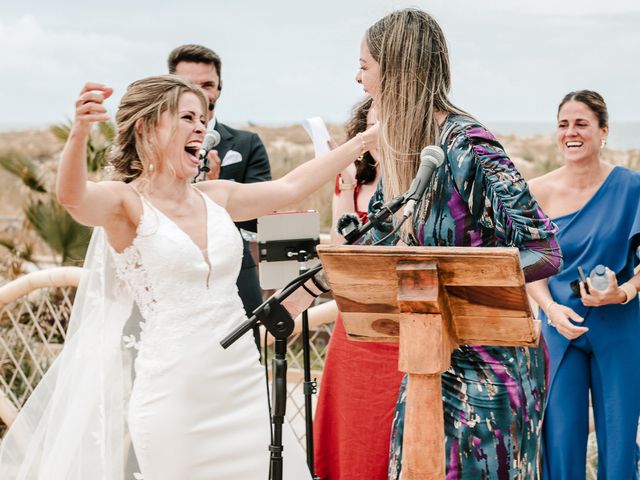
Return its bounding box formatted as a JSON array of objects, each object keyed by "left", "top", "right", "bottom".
[
  {"left": 356, "top": 132, "right": 366, "bottom": 162},
  {"left": 545, "top": 300, "right": 557, "bottom": 326},
  {"left": 301, "top": 284, "right": 320, "bottom": 299},
  {"left": 619, "top": 282, "right": 638, "bottom": 304},
  {"left": 338, "top": 177, "right": 356, "bottom": 190},
  {"left": 310, "top": 275, "right": 331, "bottom": 294}
]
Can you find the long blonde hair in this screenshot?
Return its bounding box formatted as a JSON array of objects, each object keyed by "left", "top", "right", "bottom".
[
  {"left": 367, "top": 9, "right": 466, "bottom": 234},
  {"left": 108, "top": 75, "right": 208, "bottom": 183}
]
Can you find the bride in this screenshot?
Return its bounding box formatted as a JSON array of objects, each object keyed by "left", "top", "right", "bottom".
[{"left": 0, "top": 75, "right": 377, "bottom": 479}]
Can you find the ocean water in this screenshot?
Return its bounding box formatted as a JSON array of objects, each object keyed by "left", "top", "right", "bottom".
[
  {"left": 2, "top": 121, "right": 639, "bottom": 150},
  {"left": 486, "top": 121, "right": 640, "bottom": 150}
]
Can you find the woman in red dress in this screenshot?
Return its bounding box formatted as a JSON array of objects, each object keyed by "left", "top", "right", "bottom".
[{"left": 313, "top": 98, "right": 404, "bottom": 480}]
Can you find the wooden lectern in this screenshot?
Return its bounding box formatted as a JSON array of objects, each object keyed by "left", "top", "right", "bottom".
[{"left": 316, "top": 245, "right": 539, "bottom": 480}]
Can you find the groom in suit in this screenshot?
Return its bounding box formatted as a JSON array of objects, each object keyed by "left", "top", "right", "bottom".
[{"left": 168, "top": 44, "right": 271, "bottom": 347}]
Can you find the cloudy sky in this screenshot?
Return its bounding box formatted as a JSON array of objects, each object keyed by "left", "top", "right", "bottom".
[{"left": 1, "top": 0, "right": 639, "bottom": 131}]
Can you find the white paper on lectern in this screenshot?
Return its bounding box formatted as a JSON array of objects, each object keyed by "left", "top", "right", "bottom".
[{"left": 302, "top": 117, "right": 331, "bottom": 157}]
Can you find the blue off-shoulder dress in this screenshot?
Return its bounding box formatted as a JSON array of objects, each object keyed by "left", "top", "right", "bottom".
[
  {"left": 538, "top": 166, "right": 640, "bottom": 479},
  {"left": 365, "top": 114, "right": 562, "bottom": 479}
]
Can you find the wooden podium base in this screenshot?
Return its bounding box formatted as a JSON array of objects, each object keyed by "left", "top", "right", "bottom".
[
  {"left": 315, "top": 245, "right": 539, "bottom": 480},
  {"left": 403, "top": 373, "right": 445, "bottom": 479},
  {"left": 397, "top": 262, "right": 453, "bottom": 479}
]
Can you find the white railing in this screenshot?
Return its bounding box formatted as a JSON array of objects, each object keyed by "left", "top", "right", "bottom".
[
  {"left": 0, "top": 268, "right": 334, "bottom": 448},
  {"left": 0, "top": 268, "right": 82, "bottom": 428}
]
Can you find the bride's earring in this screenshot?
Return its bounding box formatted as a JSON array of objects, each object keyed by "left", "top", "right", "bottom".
[{"left": 601, "top": 139, "right": 607, "bottom": 149}]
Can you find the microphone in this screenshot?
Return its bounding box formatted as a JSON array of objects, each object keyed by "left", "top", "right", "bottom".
[
  {"left": 402, "top": 145, "right": 445, "bottom": 218},
  {"left": 193, "top": 127, "right": 222, "bottom": 183},
  {"left": 335, "top": 146, "right": 443, "bottom": 243},
  {"left": 198, "top": 127, "right": 221, "bottom": 160},
  {"left": 336, "top": 213, "right": 362, "bottom": 239}
]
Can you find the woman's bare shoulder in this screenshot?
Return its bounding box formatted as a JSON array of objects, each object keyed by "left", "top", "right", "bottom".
[
  {"left": 100, "top": 181, "right": 145, "bottom": 252},
  {"left": 528, "top": 168, "right": 564, "bottom": 198},
  {"left": 194, "top": 179, "right": 234, "bottom": 208},
  {"left": 105, "top": 181, "right": 143, "bottom": 225}
]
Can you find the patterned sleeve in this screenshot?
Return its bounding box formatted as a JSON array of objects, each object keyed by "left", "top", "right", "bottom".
[{"left": 447, "top": 124, "right": 562, "bottom": 282}]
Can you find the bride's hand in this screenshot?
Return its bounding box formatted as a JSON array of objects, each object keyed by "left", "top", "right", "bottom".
[
  {"left": 73, "top": 82, "right": 113, "bottom": 134},
  {"left": 361, "top": 122, "right": 379, "bottom": 153}
]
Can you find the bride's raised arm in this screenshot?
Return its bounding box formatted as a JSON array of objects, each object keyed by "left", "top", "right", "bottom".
[
  {"left": 56, "top": 82, "right": 130, "bottom": 229},
  {"left": 206, "top": 124, "right": 378, "bottom": 222}
]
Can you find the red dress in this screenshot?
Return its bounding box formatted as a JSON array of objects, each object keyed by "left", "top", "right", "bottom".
[{"left": 313, "top": 176, "right": 404, "bottom": 479}]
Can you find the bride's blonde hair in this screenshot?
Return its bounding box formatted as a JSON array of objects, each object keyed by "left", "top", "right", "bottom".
[
  {"left": 108, "top": 75, "right": 208, "bottom": 183},
  {"left": 367, "top": 9, "right": 467, "bottom": 235}
]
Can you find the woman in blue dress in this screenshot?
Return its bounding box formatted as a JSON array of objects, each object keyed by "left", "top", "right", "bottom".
[
  {"left": 527, "top": 90, "right": 640, "bottom": 479},
  {"left": 356, "top": 9, "right": 563, "bottom": 479}
]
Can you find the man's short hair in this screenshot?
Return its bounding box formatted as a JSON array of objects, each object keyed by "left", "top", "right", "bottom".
[{"left": 167, "top": 44, "right": 222, "bottom": 79}]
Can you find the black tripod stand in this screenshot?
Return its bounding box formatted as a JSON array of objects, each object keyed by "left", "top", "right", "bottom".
[
  {"left": 221, "top": 263, "right": 323, "bottom": 480},
  {"left": 221, "top": 191, "right": 411, "bottom": 479},
  {"left": 293, "top": 251, "right": 321, "bottom": 479},
  {"left": 265, "top": 249, "right": 322, "bottom": 480},
  {"left": 263, "top": 301, "right": 295, "bottom": 480}
]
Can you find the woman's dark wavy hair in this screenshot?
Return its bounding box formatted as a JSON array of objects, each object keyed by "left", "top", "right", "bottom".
[{"left": 345, "top": 97, "right": 377, "bottom": 185}]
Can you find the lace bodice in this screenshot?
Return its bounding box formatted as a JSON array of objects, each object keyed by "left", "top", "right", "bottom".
[{"left": 110, "top": 189, "right": 245, "bottom": 373}]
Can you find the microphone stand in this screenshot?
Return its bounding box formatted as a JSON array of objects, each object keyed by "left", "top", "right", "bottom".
[
  {"left": 297, "top": 251, "right": 319, "bottom": 477},
  {"left": 193, "top": 154, "right": 210, "bottom": 183},
  {"left": 220, "top": 193, "right": 408, "bottom": 480},
  {"left": 340, "top": 194, "right": 405, "bottom": 245},
  {"left": 221, "top": 265, "right": 321, "bottom": 480},
  {"left": 221, "top": 192, "right": 406, "bottom": 346}
]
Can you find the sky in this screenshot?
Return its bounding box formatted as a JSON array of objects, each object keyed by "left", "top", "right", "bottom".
[{"left": 1, "top": 0, "right": 639, "bottom": 131}]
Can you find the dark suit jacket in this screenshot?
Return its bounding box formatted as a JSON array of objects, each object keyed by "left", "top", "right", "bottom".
[{"left": 214, "top": 121, "right": 271, "bottom": 316}]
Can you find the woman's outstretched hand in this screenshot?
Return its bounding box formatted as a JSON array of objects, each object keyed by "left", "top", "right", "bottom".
[
  {"left": 547, "top": 303, "right": 588, "bottom": 340},
  {"left": 73, "top": 82, "right": 113, "bottom": 133},
  {"left": 361, "top": 122, "right": 379, "bottom": 153}
]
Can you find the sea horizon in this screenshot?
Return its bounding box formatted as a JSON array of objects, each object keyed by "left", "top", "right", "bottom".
[{"left": 1, "top": 120, "right": 639, "bottom": 151}]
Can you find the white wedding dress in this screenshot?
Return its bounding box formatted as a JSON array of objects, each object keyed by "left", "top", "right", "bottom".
[
  {"left": 0, "top": 188, "right": 311, "bottom": 480},
  {"left": 111, "top": 190, "right": 311, "bottom": 479}
]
